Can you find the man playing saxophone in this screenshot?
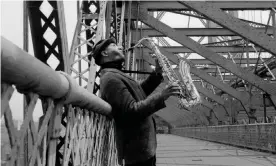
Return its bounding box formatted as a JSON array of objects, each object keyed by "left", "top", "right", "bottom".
[{"left": 88, "top": 38, "right": 181, "bottom": 166}]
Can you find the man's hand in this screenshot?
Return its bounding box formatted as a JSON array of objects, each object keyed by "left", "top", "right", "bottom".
[
  {"left": 155, "top": 59, "right": 163, "bottom": 74},
  {"left": 161, "top": 82, "right": 181, "bottom": 100}
]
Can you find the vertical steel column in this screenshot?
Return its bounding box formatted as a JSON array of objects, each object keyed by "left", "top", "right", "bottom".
[
  {"left": 23, "top": 2, "right": 29, "bottom": 166},
  {"left": 118, "top": 1, "right": 125, "bottom": 46},
  {"left": 77, "top": 0, "right": 82, "bottom": 85},
  {"left": 125, "top": 1, "right": 132, "bottom": 71},
  {"left": 27, "top": 1, "right": 69, "bottom": 72},
  {"left": 87, "top": 1, "right": 108, "bottom": 93},
  {"left": 110, "top": 0, "right": 118, "bottom": 42},
  {"left": 105, "top": 1, "right": 112, "bottom": 38},
  {"left": 69, "top": 0, "right": 101, "bottom": 92},
  {"left": 272, "top": 9, "right": 276, "bottom": 38},
  {"left": 83, "top": 1, "right": 98, "bottom": 55}
]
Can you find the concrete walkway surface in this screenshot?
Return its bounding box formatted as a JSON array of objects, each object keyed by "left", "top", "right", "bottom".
[{"left": 156, "top": 134, "right": 276, "bottom": 166}]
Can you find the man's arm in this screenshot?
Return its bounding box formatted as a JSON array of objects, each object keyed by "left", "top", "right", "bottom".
[
  {"left": 101, "top": 74, "right": 166, "bottom": 121},
  {"left": 140, "top": 72, "right": 163, "bottom": 96},
  {"left": 140, "top": 59, "right": 164, "bottom": 96}
]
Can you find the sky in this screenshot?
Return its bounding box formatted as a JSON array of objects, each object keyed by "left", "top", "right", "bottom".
[{"left": 1, "top": 0, "right": 272, "bottom": 121}]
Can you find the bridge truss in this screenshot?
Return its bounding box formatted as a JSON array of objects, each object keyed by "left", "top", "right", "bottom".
[{"left": 1, "top": 1, "right": 276, "bottom": 165}]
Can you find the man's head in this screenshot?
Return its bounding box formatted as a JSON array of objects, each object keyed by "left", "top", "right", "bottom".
[{"left": 88, "top": 38, "right": 125, "bottom": 66}]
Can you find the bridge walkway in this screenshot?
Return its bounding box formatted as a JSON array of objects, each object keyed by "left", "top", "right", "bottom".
[{"left": 156, "top": 134, "right": 276, "bottom": 166}]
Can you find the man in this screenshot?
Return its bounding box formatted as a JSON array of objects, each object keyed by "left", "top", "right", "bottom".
[{"left": 89, "top": 38, "right": 180, "bottom": 166}]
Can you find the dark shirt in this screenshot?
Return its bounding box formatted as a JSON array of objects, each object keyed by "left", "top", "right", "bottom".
[{"left": 100, "top": 65, "right": 165, "bottom": 165}]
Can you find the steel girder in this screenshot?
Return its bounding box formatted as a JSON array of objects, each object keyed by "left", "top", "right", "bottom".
[
  {"left": 192, "top": 74, "right": 271, "bottom": 82},
  {"left": 138, "top": 1, "right": 276, "bottom": 11},
  {"left": 131, "top": 7, "right": 276, "bottom": 97},
  {"left": 193, "top": 65, "right": 275, "bottom": 76},
  {"left": 139, "top": 46, "right": 265, "bottom": 54},
  {"left": 183, "top": 58, "right": 271, "bottom": 66},
  {"left": 136, "top": 52, "right": 271, "bottom": 68},
  {"left": 179, "top": 1, "right": 276, "bottom": 57},
  {"left": 132, "top": 28, "right": 275, "bottom": 37}
]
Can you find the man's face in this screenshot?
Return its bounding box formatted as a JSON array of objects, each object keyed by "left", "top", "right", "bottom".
[{"left": 104, "top": 43, "right": 125, "bottom": 62}]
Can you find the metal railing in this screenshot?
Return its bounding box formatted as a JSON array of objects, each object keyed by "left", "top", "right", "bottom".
[
  {"left": 171, "top": 123, "right": 276, "bottom": 153},
  {"left": 1, "top": 36, "right": 118, "bottom": 166}
]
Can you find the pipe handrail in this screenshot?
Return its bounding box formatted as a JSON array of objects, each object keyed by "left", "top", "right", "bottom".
[{"left": 1, "top": 36, "right": 112, "bottom": 116}]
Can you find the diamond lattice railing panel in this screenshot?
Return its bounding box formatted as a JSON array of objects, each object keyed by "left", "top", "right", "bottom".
[
  {"left": 1, "top": 83, "right": 55, "bottom": 166},
  {"left": 1, "top": 82, "right": 118, "bottom": 166},
  {"left": 61, "top": 107, "right": 118, "bottom": 166}
]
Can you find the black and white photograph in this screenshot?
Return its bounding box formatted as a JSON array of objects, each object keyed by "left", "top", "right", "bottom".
[{"left": 1, "top": 0, "right": 276, "bottom": 165}]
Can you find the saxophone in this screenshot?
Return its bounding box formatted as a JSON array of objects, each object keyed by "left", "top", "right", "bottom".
[{"left": 131, "top": 38, "right": 201, "bottom": 108}]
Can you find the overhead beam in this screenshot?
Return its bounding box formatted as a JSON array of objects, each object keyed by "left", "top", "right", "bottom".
[
  {"left": 139, "top": 46, "right": 264, "bottom": 54},
  {"left": 193, "top": 80, "right": 230, "bottom": 84},
  {"left": 190, "top": 66, "right": 264, "bottom": 74},
  {"left": 192, "top": 74, "right": 273, "bottom": 81},
  {"left": 137, "top": 53, "right": 271, "bottom": 66},
  {"left": 137, "top": 1, "right": 276, "bottom": 11},
  {"left": 179, "top": 1, "right": 276, "bottom": 57},
  {"left": 135, "top": 63, "right": 260, "bottom": 82},
  {"left": 135, "top": 49, "right": 178, "bottom": 65},
  {"left": 132, "top": 28, "right": 274, "bottom": 37},
  {"left": 136, "top": 52, "right": 272, "bottom": 70},
  {"left": 204, "top": 38, "right": 245, "bottom": 47},
  {"left": 132, "top": 7, "right": 276, "bottom": 96},
  {"left": 170, "top": 11, "right": 274, "bottom": 29},
  {"left": 186, "top": 58, "right": 271, "bottom": 65}
]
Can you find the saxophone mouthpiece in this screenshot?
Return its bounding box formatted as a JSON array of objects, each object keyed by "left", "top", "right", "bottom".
[{"left": 124, "top": 43, "right": 136, "bottom": 52}]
